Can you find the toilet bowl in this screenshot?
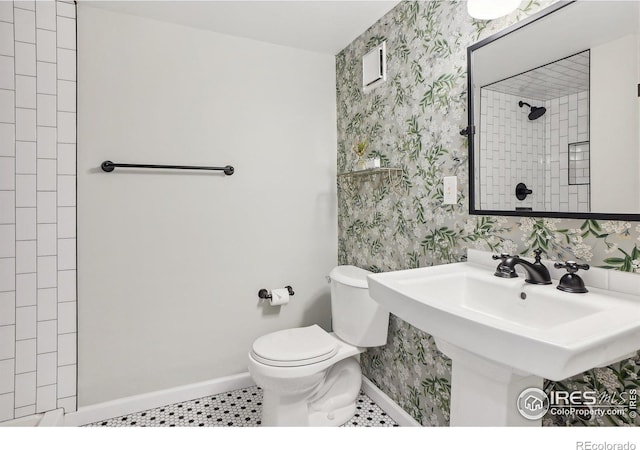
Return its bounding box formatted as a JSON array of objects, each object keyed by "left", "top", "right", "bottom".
[
  {"left": 248, "top": 325, "right": 364, "bottom": 426},
  {"left": 248, "top": 266, "right": 390, "bottom": 426}
]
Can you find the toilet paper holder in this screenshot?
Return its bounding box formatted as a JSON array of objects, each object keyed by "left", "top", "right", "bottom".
[{"left": 258, "top": 286, "right": 295, "bottom": 300}]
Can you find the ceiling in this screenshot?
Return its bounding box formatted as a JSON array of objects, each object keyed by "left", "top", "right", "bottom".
[
  {"left": 483, "top": 51, "right": 589, "bottom": 101},
  {"left": 83, "top": 0, "right": 401, "bottom": 55}
]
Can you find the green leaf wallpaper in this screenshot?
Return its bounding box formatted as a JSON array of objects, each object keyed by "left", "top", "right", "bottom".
[{"left": 336, "top": 0, "right": 640, "bottom": 426}]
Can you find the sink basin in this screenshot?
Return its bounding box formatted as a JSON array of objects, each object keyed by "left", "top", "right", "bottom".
[
  {"left": 368, "top": 262, "right": 640, "bottom": 380},
  {"left": 367, "top": 258, "right": 640, "bottom": 426}
]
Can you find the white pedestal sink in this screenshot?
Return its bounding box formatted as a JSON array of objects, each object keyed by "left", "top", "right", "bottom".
[
  {"left": 436, "top": 338, "right": 543, "bottom": 426},
  {"left": 367, "top": 250, "right": 640, "bottom": 426}
]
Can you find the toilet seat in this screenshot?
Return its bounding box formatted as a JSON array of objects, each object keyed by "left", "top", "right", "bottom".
[{"left": 251, "top": 325, "right": 338, "bottom": 367}]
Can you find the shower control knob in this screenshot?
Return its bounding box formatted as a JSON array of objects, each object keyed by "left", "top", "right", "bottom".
[{"left": 515, "top": 183, "right": 533, "bottom": 200}]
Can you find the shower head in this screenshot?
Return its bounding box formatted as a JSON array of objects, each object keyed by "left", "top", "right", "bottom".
[{"left": 518, "top": 101, "right": 547, "bottom": 120}]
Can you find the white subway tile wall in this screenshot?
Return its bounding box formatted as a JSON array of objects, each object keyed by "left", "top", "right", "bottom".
[
  {"left": 545, "top": 91, "right": 590, "bottom": 213},
  {"left": 0, "top": 0, "right": 76, "bottom": 422},
  {"left": 480, "top": 90, "right": 546, "bottom": 211},
  {"left": 479, "top": 89, "right": 589, "bottom": 213}
]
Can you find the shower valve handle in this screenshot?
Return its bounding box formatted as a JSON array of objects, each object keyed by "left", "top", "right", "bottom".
[{"left": 515, "top": 183, "right": 533, "bottom": 201}]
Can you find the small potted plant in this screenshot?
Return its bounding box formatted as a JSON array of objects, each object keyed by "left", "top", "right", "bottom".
[{"left": 353, "top": 140, "right": 369, "bottom": 170}]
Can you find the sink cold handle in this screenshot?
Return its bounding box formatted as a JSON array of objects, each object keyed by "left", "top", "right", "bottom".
[
  {"left": 553, "top": 261, "right": 590, "bottom": 273},
  {"left": 553, "top": 261, "right": 590, "bottom": 293}
]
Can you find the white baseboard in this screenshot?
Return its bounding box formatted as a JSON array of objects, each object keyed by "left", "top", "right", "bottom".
[
  {"left": 64, "top": 372, "right": 254, "bottom": 427},
  {"left": 361, "top": 376, "right": 422, "bottom": 427},
  {"left": 64, "top": 372, "right": 420, "bottom": 428}
]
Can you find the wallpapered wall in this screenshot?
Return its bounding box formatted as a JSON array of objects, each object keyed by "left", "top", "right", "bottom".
[{"left": 336, "top": 0, "right": 640, "bottom": 426}]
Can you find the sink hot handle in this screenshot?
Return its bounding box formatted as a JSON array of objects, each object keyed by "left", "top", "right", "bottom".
[
  {"left": 492, "top": 253, "right": 518, "bottom": 278},
  {"left": 492, "top": 253, "right": 512, "bottom": 261},
  {"left": 553, "top": 261, "right": 590, "bottom": 293}
]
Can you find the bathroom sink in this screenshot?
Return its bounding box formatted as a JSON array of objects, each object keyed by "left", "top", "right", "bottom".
[{"left": 367, "top": 262, "right": 640, "bottom": 381}]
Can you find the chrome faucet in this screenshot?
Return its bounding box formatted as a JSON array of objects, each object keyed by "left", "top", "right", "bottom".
[{"left": 492, "top": 249, "right": 552, "bottom": 285}]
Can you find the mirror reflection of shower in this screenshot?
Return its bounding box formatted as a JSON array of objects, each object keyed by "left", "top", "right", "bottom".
[
  {"left": 518, "top": 101, "right": 546, "bottom": 120},
  {"left": 478, "top": 50, "right": 590, "bottom": 214}
]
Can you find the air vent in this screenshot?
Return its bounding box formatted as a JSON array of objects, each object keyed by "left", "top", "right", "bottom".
[{"left": 362, "top": 41, "right": 387, "bottom": 93}]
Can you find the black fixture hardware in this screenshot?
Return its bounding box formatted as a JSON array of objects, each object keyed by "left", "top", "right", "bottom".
[
  {"left": 258, "top": 286, "right": 295, "bottom": 300},
  {"left": 518, "top": 101, "right": 547, "bottom": 120},
  {"left": 515, "top": 183, "right": 533, "bottom": 201},
  {"left": 554, "top": 261, "right": 590, "bottom": 293},
  {"left": 101, "top": 161, "right": 235, "bottom": 175},
  {"left": 516, "top": 207, "right": 533, "bottom": 211},
  {"left": 493, "top": 249, "right": 552, "bottom": 285},
  {"left": 492, "top": 253, "right": 518, "bottom": 278},
  {"left": 459, "top": 126, "right": 475, "bottom": 136},
  {"left": 464, "top": 1, "right": 640, "bottom": 220}
]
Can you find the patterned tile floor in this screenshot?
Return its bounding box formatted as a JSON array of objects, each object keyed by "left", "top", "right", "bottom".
[{"left": 86, "top": 385, "right": 398, "bottom": 427}]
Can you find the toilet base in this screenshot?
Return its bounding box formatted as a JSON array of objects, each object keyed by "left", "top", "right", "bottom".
[
  {"left": 261, "top": 391, "right": 357, "bottom": 427},
  {"left": 256, "top": 356, "right": 363, "bottom": 427},
  {"left": 309, "top": 402, "right": 356, "bottom": 426},
  {"left": 262, "top": 389, "right": 316, "bottom": 427}
]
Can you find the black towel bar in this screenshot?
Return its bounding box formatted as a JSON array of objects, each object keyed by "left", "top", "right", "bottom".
[{"left": 101, "top": 161, "right": 234, "bottom": 175}]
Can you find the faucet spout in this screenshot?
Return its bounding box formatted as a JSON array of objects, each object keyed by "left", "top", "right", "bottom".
[{"left": 502, "top": 251, "right": 552, "bottom": 285}]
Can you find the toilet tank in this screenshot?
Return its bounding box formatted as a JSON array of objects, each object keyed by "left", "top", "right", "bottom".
[{"left": 328, "top": 265, "right": 389, "bottom": 347}]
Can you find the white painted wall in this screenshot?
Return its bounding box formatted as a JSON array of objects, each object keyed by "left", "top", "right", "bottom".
[
  {"left": 591, "top": 34, "right": 640, "bottom": 213},
  {"left": 77, "top": 6, "right": 337, "bottom": 406}
]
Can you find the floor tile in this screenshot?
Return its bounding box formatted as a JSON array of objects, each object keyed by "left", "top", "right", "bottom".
[{"left": 85, "top": 385, "right": 398, "bottom": 428}]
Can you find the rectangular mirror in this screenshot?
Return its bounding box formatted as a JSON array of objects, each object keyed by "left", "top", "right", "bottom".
[{"left": 467, "top": 0, "right": 640, "bottom": 220}]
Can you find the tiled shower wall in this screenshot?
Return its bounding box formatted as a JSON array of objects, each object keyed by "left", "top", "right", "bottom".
[
  {"left": 0, "top": 0, "right": 76, "bottom": 421},
  {"left": 480, "top": 89, "right": 589, "bottom": 212},
  {"left": 479, "top": 90, "right": 546, "bottom": 211},
  {"left": 544, "top": 91, "right": 589, "bottom": 212}
]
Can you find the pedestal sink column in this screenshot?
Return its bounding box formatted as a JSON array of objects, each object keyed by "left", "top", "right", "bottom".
[{"left": 436, "top": 338, "right": 543, "bottom": 427}]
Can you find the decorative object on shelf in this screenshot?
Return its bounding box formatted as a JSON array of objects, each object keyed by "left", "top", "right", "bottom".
[
  {"left": 352, "top": 140, "right": 369, "bottom": 170},
  {"left": 365, "top": 158, "right": 381, "bottom": 169}
]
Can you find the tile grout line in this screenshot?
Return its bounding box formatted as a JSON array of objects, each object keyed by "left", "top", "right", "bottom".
[
  {"left": 52, "top": 0, "right": 60, "bottom": 411},
  {"left": 11, "top": 0, "right": 16, "bottom": 421},
  {"left": 33, "top": 0, "right": 38, "bottom": 415},
  {"left": 69, "top": 0, "right": 77, "bottom": 412}
]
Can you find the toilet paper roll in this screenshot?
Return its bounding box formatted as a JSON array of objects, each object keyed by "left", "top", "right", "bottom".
[{"left": 270, "top": 288, "right": 290, "bottom": 306}]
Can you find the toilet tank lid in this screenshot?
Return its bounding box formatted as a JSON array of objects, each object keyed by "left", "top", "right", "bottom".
[{"left": 329, "top": 265, "right": 371, "bottom": 289}]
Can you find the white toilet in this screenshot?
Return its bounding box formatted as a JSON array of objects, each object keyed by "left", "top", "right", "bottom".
[{"left": 247, "top": 265, "right": 390, "bottom": 426}]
